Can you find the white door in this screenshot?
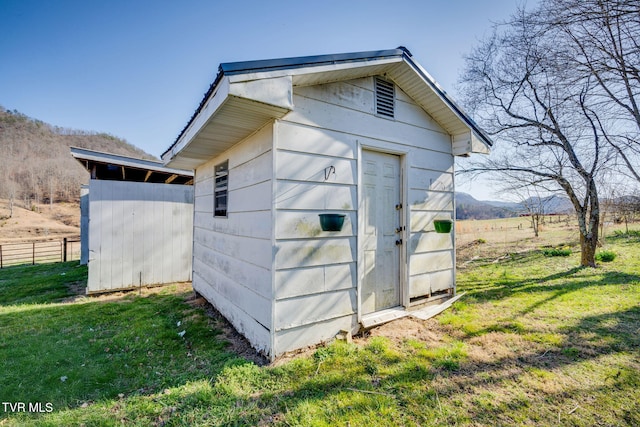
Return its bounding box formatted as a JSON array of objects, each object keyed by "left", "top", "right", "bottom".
[{"left": 361, "top": 150, "right": 402, "bottom": 315}]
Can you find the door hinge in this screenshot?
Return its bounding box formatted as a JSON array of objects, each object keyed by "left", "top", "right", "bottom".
[
  {"left": 395, "top": 239, "right": 403, "bottom": 246},
  {"left": 395, "top": 203, "right": 402, "bottom": 210}
]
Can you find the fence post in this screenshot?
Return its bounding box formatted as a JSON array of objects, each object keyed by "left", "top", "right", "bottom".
[
  {"left": 63, "top": 238, "right": 68, "bottom": 262},
  {"left": 33, "top": 242, "right": 35, "bottom": 265},
  {"left": 0, "top": 244, "right": 3, "bottom": 269}
]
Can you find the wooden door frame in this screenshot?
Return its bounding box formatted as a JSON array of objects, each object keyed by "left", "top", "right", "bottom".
[{"left": 356, "top": 143, "right": 409, "bottom": 323}]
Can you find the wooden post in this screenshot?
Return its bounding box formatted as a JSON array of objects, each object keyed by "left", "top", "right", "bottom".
[
  {"left": 63, "top": 238, "right": 68, "bottom": 262},
  {"left": 32, "top": 242, "right": 35, "bottom": 265},
  {"left": 0, "top": 244, "right": 3, "bottom": 269}
]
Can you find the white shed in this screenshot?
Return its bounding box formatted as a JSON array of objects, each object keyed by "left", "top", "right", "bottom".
[
  {"left": 162, "top": 48, "right": 491, "bottom": 360},
  {"left": 71, "top": 147, "right": 194, "bottom": 294}
]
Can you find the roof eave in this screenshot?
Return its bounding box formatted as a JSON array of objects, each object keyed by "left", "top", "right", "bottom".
[
  {"left": 162, "top": 75, "right": 294, "bottom": 170},
  {"left": 162, "top": 47, "right": 492, "bottom": 167},
  {"left": 400, "top": 55, "right": 493, "bottom": 153},
  {"left": 71, "top": 146, "right": 193, "bottom": 177}
]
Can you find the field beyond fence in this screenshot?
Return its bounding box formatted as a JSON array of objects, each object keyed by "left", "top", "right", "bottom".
[
  {"left": 455, "top": 215, "right": 636, "bottom": 264},
  {"left": 0, "top": 238, "right": 81, "bottom": 268}
]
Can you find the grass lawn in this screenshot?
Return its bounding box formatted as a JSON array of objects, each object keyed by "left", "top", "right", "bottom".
[{"left": 1, "top": 231, "right": 639, "bottom": 426}]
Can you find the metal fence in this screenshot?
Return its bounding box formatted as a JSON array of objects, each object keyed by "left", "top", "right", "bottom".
[{"left": 0, "top": 238, "right": 81, "bottom": 268}]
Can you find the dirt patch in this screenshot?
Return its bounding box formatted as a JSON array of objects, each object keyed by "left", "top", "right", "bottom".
[
  {"left": 64, "top": 282, "right": 193, "bottom": 304},
  {"left": 0, "top": 199, "right": 80, "bottom": 243},
  {"left": 361, "top": 317, "right": 446, "bottom": 347},
  {"left": 466, "top": 331, "right": 536, "bottom": 363}
]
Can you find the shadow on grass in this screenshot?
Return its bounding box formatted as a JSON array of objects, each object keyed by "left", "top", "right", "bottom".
[
  {"left": 213, "top": 305, "right": 640, "bottom": 426},
  {"left": 0, "top": 262, "right": 252, "bottom": 423},
  {"left": 462, "top": 261, "right": 640, "bottom": 305},
  {"left": 3, "top": 253, "right": 639, "bottom": 425}
]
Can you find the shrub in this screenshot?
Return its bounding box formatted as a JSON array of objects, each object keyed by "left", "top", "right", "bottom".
[
  {"left": 613, "top": 229, "right": 640, "bottom": 238},
  {"left": 542, "top": 248, "right": 572, "bottom": 257},
  {"left": 596, "top": 250, "right": 616, "bottom": 262}
]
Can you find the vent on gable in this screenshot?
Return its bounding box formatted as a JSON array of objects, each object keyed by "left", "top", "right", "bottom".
[{"left": 375, "top": 77, "right": 395, "bottom": 118}]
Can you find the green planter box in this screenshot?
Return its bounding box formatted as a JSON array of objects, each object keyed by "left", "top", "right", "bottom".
[
  {"left": 319, "top": 214, "right": 346, "bottom": 232},
  {"left": 433, "top": 219, "right": 453, "bottom": 233}
]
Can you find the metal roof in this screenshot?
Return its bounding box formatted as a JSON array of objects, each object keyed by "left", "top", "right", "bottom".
[
  {"left": 162, "top": 48, "right": 492, "bottom": 169},
  {"left": 71, "top": 147, "right": 193, "bottom": 184},
  {"left": 220, "top": 48, "right": 408, "bottom": 75}
]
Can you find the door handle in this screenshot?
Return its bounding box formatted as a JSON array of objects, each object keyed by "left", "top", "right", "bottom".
[{"left": 395, "top": 239, "right": 403, "bottom": 246}]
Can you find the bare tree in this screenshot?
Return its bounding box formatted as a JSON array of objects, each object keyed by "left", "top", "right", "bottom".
[
  {"left": 460, "top": 6, "right": 607, "bottom": 267},
  {"left": 614, "top": 190, "right": 640, "bottom": 234},
  {"left": 540, "top": 0, "right": 640, "bottom": 182},
  {"left": 513, "top": 185, "right": 558, "bottom": 238}
]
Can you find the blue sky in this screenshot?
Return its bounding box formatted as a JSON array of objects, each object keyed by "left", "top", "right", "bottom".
[{"left": 0, "top": 0, "right": 527, "bottom": 199}]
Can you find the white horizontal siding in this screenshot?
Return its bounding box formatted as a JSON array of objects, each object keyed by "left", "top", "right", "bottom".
[
  {"left": 274, "top": 181, "right": 357, "bottom": 210},
  {"left": 275, "top": 210, "right": 355, "bottom": 239},
  {"left": 277, "top": 121, "right": 357, "bottom": 159},
  {"left": 275, "top": 237, "right": 356, "bottom": 269},
  {"left": 273, "top": 118, "right": 359, "bottom": 346},
  {"left": 288, "top": 95, "right": 452, "bottom": 156},
  {"left": 276, "top": 151, "right": 356, "bottom": 185},
  {"left": 275, "top": 288, "right": 356, "bottom": 331},
  {"left": 192, "top": 123, "right": 274, "bottom": 356},
  {"left": 409, "top": 189, "right": 454, "bottom": 211},
  {"left": 194, "top": 222, "right": 272, "bottom": 270},
  {"left": 192, "top": 271, "right": 271, "bottom": 355},
  {"left": 410, "top": 250, "right": 454, "bottom": 276},
  {"left": 275, "top": 263, "right": 356, "bottom": 299},
  {"left": 228, "top": 180, "right": 272, "bottom": 213},
  {"left": 409, "top": 168, "right": 454, "bottom": 192},
  {"left": 229, "top": 150, "right": 272, "bottom": 191},
  {"left": 409, "top": 269, "right": 454, "bottom": 298},
  {"left": 274, "top": 314, "right": 358, "bottom": 358},
  {"left": 194, "top": 211, "right": 271, "bottom": 240},
  {"left": 410, "top": 211, "right": 454, "bottom": 233},
  {"left": 272, "top": 77, "right": 457, "bottom": 342},
  {"left": 409, "top": 232, "right": 453, "bottom": 254},
  {"left": 192, "top": 254, "right": 271, "bottom": 328},
  {"left": 295, "top": 82, "right": 446, "bottom": 138},
  {"left": 291, "top": 78, "right": 456, "bottom": 302},
  {"left": 193, "top": 241, "right": 271, "bottom": 299}
]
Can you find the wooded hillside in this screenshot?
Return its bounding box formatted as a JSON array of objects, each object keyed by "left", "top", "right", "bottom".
[{"left": 0, "top": 107, "right": 155, "bottom": 207}]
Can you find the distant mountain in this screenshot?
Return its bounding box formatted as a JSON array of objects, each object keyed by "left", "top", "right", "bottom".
[
  {"left": 483, "top": 199, "right": 522, "bottom": 211},
  {"left": 455, "top": 193, "right": 519, "bottom": 220},
  {"left": 524, "top": 195, "right": 573, "bottom": 214},
  {"left": 0, "top": 107, "right": 155, "bottom": 205},
  {"left": 455, "top": 192, "right": 573, "bottom": 220}
]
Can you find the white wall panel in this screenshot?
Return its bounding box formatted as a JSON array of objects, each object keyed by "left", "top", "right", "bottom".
[
  {"left": 277, "top": 122, "right": 357, "bottom": 159},
  {"left": 409, "top": 250, "right": 454, "bottom": 276},
  {"left": 275, "top": 263, "right": 356, "bottom": 299},
  {"left": 274, "top": 181, "right": 356, "bottom": 210},
  {"left": 275, "top": 288, "right": 356, "bottom": 330},
  {"left": 274, "top": 314, "right": 357, "bottom": 358},
  {"left": 191, "top": 123, "right": 275, "bottom": 357},
  {"left": 275, "top": 237, "right": 356, "bottom": 269},
  {"left": 275, "top": 210, "right": 355, "bottom": 239},
  {"left": 87, "top": 180, "right": 193, "bottom": 293}
]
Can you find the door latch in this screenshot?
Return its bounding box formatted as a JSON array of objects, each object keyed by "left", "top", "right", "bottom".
[
  {"left": 395, "top": 203, "right": 402, "bottom": 210},
  {"left": 395, "top": 239, "right": 403, "bottom": 246}
]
